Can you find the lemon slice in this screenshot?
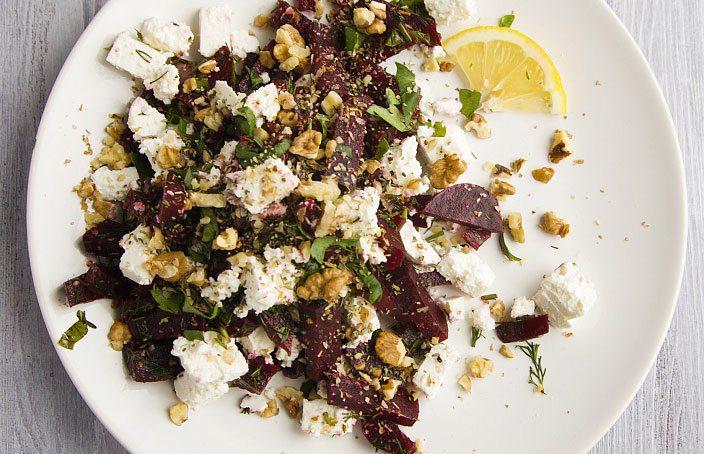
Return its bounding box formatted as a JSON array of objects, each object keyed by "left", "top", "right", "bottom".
[{"left": 443, "top": 26, "right": 566, "bottom": 114}]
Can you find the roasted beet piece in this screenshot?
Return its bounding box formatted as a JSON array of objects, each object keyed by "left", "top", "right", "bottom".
[
  {"left": 119, "top": 287, "right": 158, "bottom": 320},
  {"left": 64, "top": 263, "right": 133, "bottom": 307},
  {"left": 347, "top": 54, "right": 399, "bottom": 105},
  {"left": 206, "top": 46, "right": 235, "bottom": 88},
  {"left": 123, "top": 181, "right": 162, "bottom": 225},
  {"left": 127, "top": 311, "right": 207, "bottom": 341},
  {"left": 300, "top": 300, "right": 343, "bottom": 381},
  {"left": 377, "top": 218, "right": 406, "bottom": 271},
  {"left": 157, "top": 172, "right": 189, "bottom": 223},
  {"left": 232, "top": 356, "right": 281, "bottom": 394},
  {"left": 271, "top": 1, "right": 342, "bottom": 53},
  {"left": 326, "top": 371, "right": 418, "bottom": 426},
  {"left": 324, "top": 95, "right": 371, "bottom": 188},
  {"left": 298, "top": 0, "right": 316, "bottom": 11},
  {"left": 417, "top": 270, "right": 449, "bottom": 288},
  {"left": 225, "top": 314, "right": 259, "bottom": 337},
  {"left": 258, "top": 305, "right": 297, "bottom": 353},
  {"left": 82, "top": 220, "right": 132, "bottom": 258},
  {"left": 123, "top": 341, "right": 182, "bottom": 382},
  {"left": 361, "top": 418, "right": 417, "bottom": 454},
  {"left": 415, "top": 183, "right": 504, "bottom": 233},
  {"left": 343, "top": 342, "right": 405, "bottom": 384},
  {"left": 462, "top": 225, "right": 493, "bottom": 250},
  {"left": 282, "top": 358, "right": 306, "bottom": 379},
  {"left": 496, "top": 314, "right": 550, "bottom": 343}
]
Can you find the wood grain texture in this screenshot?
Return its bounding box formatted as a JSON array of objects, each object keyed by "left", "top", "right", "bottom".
[{"left": 1, "top": 0, "right": 702, "bottom": 453}]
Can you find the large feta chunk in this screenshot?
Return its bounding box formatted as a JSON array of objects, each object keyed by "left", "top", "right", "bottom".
[
  {"left": 244, "top": 83, "right": 281, "bottom": 127},
  {"left": 417, "top": 123, "right": 472, "bottom": 165},
  {"left": 200, "top": 267, "right": 242, "bottom": 305},
  {"left": 438, "top": 247, "right": 495, "bottom": 297},
  {"left": 343, "top": 297, "right": 381, "bottom": 348},
  {"left": 380, "top": 136, "right": 430, "bottom": 196},
  {"left": 470, "top": 304, "right": 496, "bottom": 331},
  {"left": 199, "top": 6, "right": 260, "bottom": 58},
  {"left": 399, "top": 221, "right": 441, "bottom": 265},
  {"left": 212, "top": 80, "right": 246, "bottom": 115},
  {"left": 225, "top": 157, "right": 300, "bottom": 214},
  {"left": 239, "top": 246, "right": 302, "bottom": 314},
  {"left": 144, "top": 64, "right": 180, "bottom": 104},
  {"left": 424, "top": 0, "right": 472, "bottom": 24},
  {"left": 429, "top": 288, "right": 466, "bottom": 322},
  {"left": 173, "top": 373, "right": 229, "bottom": 409},
  {"left": 238, "top": 326, "right": 276, "bottom": 364},
  {"left": 127, "top": 97, "right": 167, "bottom": 141},
  {"left": 118, "top": 224, "right": 156, "bottom": 285},
  {"left": 140, "top": 17, "right": 194, "bottom": 55},
  {"left": 275, "top": 336, "right": 302, "bottom": 368},
  {"left": 412, "top": 343, "right": 459, "bottom": 398},
  {"left": 172, "top": 331, "right": 248, "bottom": 384},
  {"left": 300, "top": 399, "right": 356, "bottom": 437},
  {"left": 511, "top": 296, "right": 536, "bottom": 319},
  {"left": 359, "top": 236, "right": 387, "bottom": 265},
  {"left": 333, "top": 186, "right": 382, "bottom": 239},
  {"left": 106, "top": 32, "right": 172, "bottom": 80},
  {"left": 91, "top": 166, "right": 139, "bottom": 201},
  {"left": 533, "top": 262, "right": 597, "bottom": 328}
]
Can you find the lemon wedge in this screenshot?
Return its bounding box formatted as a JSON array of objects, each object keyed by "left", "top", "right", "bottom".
[{"left": 443, "top": 26, "right": 566, "bottom": 114}]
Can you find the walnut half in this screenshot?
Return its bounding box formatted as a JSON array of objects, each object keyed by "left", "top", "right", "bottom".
[
  {"left": 506, "top": 212, "right": 525, "bottom": 243},
  {"left": 374, "top": 331, "right": 407, "bottom": 367},
  {"left": 549, "top": 129, "right": 575, "bottom": 164},
  {"left": 532, "top": 167, "right": 555, "bottom": 183},
  {"left": 296, "top": 268, "right": 350, "bottom": 302},
  {"left": 147, "top": 251, "right": 193, "bottom": 282},
  {"left": 489, "top": 179, "right": 516, "bottom": 201},
  {"left": 539, "top": 211, "right": 570, "bottom": 238},
  {"left": 289, "top": 130, "right": 323, "bottom": 160},
  {"left": 429, "top": 154, "right": 467, "bottom": 189}
]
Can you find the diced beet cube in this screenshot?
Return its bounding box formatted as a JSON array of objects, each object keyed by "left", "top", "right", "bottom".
[
  {"left": 324, "top": 95, "right": 371, "bottom": 189},
  {"left": 415, "top": 183, "right": 504, "bottom": 233},
  {"left": 119, "top": 287, "right": 158, "bottom": 320},
  {"left": 225, "top": 315, "right": 259, "bottom": 337},
  {"left": 300, "top": 300, "right": 343, "bottom": 381},
  {"left": 123, "top": 181, "right": 162, "bottom": 225},
  {"left": 462, "top": 226, "right": 493, "bottom": 250},
  {"left": 123, "top": 341, "right": 182, "bottom": 382},
  {"left": 361, "top": 418, "right": 417, "bottom": 454},
  {"left": 347, "top": 54, "right": 399, "bottom": 105},
  {"left": 232, "top": 356, "right": 281, "bottom": 394},
  {"left": 127, "top": 312, "right": 207, "bottom": 341},
  {"left": 417, "top": 270, "right": 449, "bottom": 288},
  {"left": 157, "top": 172, "right": 189, "bottom": 223},
  {"left": 206, "top": 46, "right": 235, "bottom": 88},
  {"left": 271, "top": 2, "right": 342, "bottom": 53},
  {"left": 63, "top": 263, "right": 133, "bottom": 307},
  {"left": 496, "top": 314, "right": 550, "bottom": 343},
  {"left": 298, "top": 0, "right": 316, "bottom": 11},
  {"left": 258, "top": 305, "right": 296, "bottom": 353},
  {"left": 82, "top": 220, "right": 132, "bottom": 258}
]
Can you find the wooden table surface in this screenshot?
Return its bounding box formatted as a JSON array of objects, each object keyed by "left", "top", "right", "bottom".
[{"left": 2, "top": 0, "right": 703, "bottom": 452}]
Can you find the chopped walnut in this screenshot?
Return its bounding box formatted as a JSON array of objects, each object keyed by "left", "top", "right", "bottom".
[
  {"left": 464, "top": 113, "right": 491, "bottom": 139},
  {"left": 549, "top": 129, "right": 575, "bottom": 163},
  {"left": 277, "top": 110, "right": 299, "bottom": 127},
  {"left": 253, "top": 13, "right": 271, "bottom": 28},
  {"left": 189, "top": 192, "right": 226, "bottom": 208},
  {"left": 532, "top": 167, "right": 555, "bottom": 183},
  {"left": 375, "top": 332, "right": 407, "bottom": 367},
  {"left": 540, "top": 211, "right": 570, "bottom": 237},
  {"left": 489, "top": 179, "right": 516, "bottom": 201},
  {"left": 380, "top": 379, "right": 402, "bottom": 400},
  {"left": 490, "top": 300, "right": 505, "bottom": 319},
  {"left": 438, "top": 59, "right": 455, "bottom": 72},
  {"left": 108, "top": 321, "right": 132, "bottom": 351},
  {"left": 169, "top": 402, "right": 189, "bottom": 426},
  {"left": 156, "top": 143, "right": 184, "bottom": 169},
  {"left": 198, "top": 60, "right": 217, "bottom": 74},
  {"left": 361, "top": 159, "right": 381, "bottom": 175},
  {"left": 458, "top": 374, "right": 472, "bottom": 392},
  {"left": 422, "top": 57, "right": 440, "bottom": 72},
  {"left": 369, "top": 1, "right": 387, "bottom": 19},
  {"left": 492, "top": 164, "right": 512, "bottom": 178},
  {"left": 273, "top": 25, "right": 310, "bottom": 72},
  {"left": 429, "top": 154, "right": 467, "bottom": 189},
  {"left": 253, "top": 127, "right": 270, "bottom": 143},
  {"left": 297, "top": 177, "right": 341, "bottom": 202},
  {"left": 468, "top": 356, "right": 494, "bottom": 378},
  {"left": 148, "top": 251, "right": 193, "bottom": 282},
  {"left": 506, "top": 212, "right": 525, "bottom": 243},
  {"left": 321, "top": 91, "right": 343, "bottom": 115},
  {"left": 278, "top": 92, "right": 297, "bottom": 110},
  {"left": 354, "top": 8, "right": 376, "bottom": 28},
  {"left": 314, "top": 0, "right": 325, "bottom": 18},
  {"left": 276, "top": 387, "right": 303, "bottom": 418},
  {"left": 148, "top": 227, "right": 165, "bottom": 250},
  {"left": 93, "top": 198, "right": 113, "bottom": 218},
  {"left": 99, "top": 136, "right": 131, "bottom": 170},
  {"left": 324, "top": 139, "right": 338, "bottom": 158},
  {"left": 511, "top": 158, "right": 526, "bottom": 172},
  {"left": 363, "top": 18, "right": 386, "bottom": 34},
  {"left": 499, "top": 345, "right": 515, "bottom": 359},
  {"left": 296, "top": 267, "right": 350, "bottom": 302},
  {"left": 186, "top": 268, "right": 207, "bottom": 287},
  {"left": 260, "top": 399, "right": 279, "bottom": 418},
  {"left": 259, "top": 51, "right": 275, "bottom": 69},
  {"left": 74, "top": 178, "right": 95, "bottom": 199},
  {"left": 212, "top": 227, "right": 239, "bottom": 251},
  {"left": 290, "top": 130, "right": 323, "bottom": 159},
  {"left": 105, "top": 117, "right": 126, "bottom": 140},
  {"left": 182, "top": 77, "right": 198, "bottom": 93}
]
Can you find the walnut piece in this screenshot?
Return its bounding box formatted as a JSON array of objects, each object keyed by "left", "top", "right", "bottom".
[
  {"left": 273, "top": 25, "right": 310, "bottom": 72},
  {"left": 369, "top": 1, "right": 387, "bottom": 19},
  {"left": 354, "top": 8, "right": 375, "bottom": 28},
  {"left": 296, "top": 267, "right": 350, "bottom": 302},
  {"left": 278, "top": 91, "right": 297, "bottom": 110},
  {"left": 429, "top": 154, "right": 467, "bottom": 189},
  {"left": 189, "top": 192, "right": 226, "bottom": 208},
  {"left": 457, "top": 374, "right": 472, "bottom": 392},
  {"left": 212, "top": 227, "right": 239, "bottom": 251},
  {"left": 198, "top": 60, "right": 217, "bottom": 74},
  {"left": 438, "top": 59, "right": 455, "bottom": 72},
  {"left": 156, "top": 143, "right": 184, "bottom": 169},
  {"left": 506, "top": 212, "right": 525, "bottom": 243},
  {"left": 297, "top": 177, "right": 341, "bottom": 202},
  {"left": 147, "top": 251, "right": 193, "bottom": 282},
  {"left": 540, "top": 211, "right": 570, "bottom": 237},
  {"left": 99, "top": 136, "right": 131, "bottom": 170},
  {"left": 290, "top": 130, "right": 323, "bottom": 159},
  {"left": 363, "top": 18, "right": 386, "bottom": 34},
  {"left": 380, "top": 379, "right": 402, "bottom": 400},
  {"left": 108, "top": 321, "right": 132, "bottom": 351},
  {"left": 549, "top": 129, "right": 574, "bottom": 164},
  {"left": 260, "top": 399, "right": 279, "bottom": 418},
  {"left": 276, "top": 387, "right": 303, "bottom": 418},
  {"left": 253, "top": 127, "right": 270, "bottom": 143},
  {"left": 492, "top": 164, "right": 512, "bottom": 178},
  {"left": 532, "top": 167, "right": 555, "bottom": 183},
  {"left": 490, "top": 300, "right": 505, "bottom": 319},
  {"left": 464, "top": 113, "right": 491, "bottom": 139},
  {"left": 375, "top": 331, "right": 407, "bottom": 367},
  {"left": 254, "top": 13, "right": 271, "bottom": 28},
  {"left": 277, "top": 110, "right": 299, "bottom": 127},
  {"left": 468, "top": 356, "right": 494, "bottom": 378},
  {"left": 511, "top": 158, "right": 526, "bottom": 172},
  {"left": 259, "top": 51, "right": 275, "bottom": 69},
  {"left": 314, "top": 0, "right": 325, "bottom": 18},
  {"left": 169, "top": 402, "right": 189, "bottom": 426},
  {"left": 489, "top": 179, "right": 516, "bottom": 201},
  {"left": 499, "top": 345, "right": 515, "bottom": 358},
  {"left": 321, "top": 91, "right": 343, "bottom": 115}
]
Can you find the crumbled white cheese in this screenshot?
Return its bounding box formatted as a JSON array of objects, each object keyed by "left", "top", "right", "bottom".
[
  {"left": 144, "top": 64, "right": 180, "bottom": 104},
  {"left": 240, "top": 391, "right": 273, "bottom": 414},
  {"left": 511, "top": 296, "right": 536, "bottom": 319},
  {"left": 300, "top": 399, "right": 356, "bottom": 437},
  {"left": 91, "top": 166, "right": 139, "bottom": 201},
  {"left": 424, "top": 0, "right": 473, "bottom": 24},
  {"left": 173, "top": 373, "right": 229, "bottom": 410},
  {"left": 212, "top": 80, "right": 246, "bottom": 115},
  {"left": 200, "top": 266, "right": 242, "bottom": 305},
  {"left": 217, "top": 140, "right": 238, "bottom": 167},
  {"left": 118, "top": 224, "right": 156, "bottom": 285},
  {"left": 380, "top": 136, "right": 430, "bottom": 196},
  {"left": 225, "top": 157, "right": 300, "bottom": 214},
  {"left": 438, "top": 247, "right": 495, "bottom": 297},
  {"left": 533, "top": 262, "right": 597, "bottom": 328},
  {"left": 412, "top": 343, "right": 459, "bottom": 398},
  {"left": 430, "top": 290, "right": 466, "bottom": 322},
  {"left": 358, "top": 236, "right": 387, "bottom": 265},
  {"left": 275, "top": 336, "right": 302, "bottom": 368},
  {"left": 107, "top": 32, "right": 172, "bottom": 80},
  {"left": 417, "top": 123, "right": 472, "bottom": 165},
  {"left": 127, "top": 97, "right": 167, "bottom": 141},
  {"left": 139, "top": 129, "right": 185, "bottom": 175},
  {"left": 333, "top": 186, "right": 382, "bottom": 239},
  {"left": 140, "top": 17, "right": 194, "bottom": 55},
  {"left": 470, "top": 304, "right": 496, "bottom": 331},
  {"left": 399, "top": 221, "right": 441, "bottom": 266},
  {"left": 238, "top": 326, "right": 277, "bottom": 364},
  {"left": 343, "top": 297, "right": 381, "bottom": 348},
  {"left": 199, "top": 6, "right": 260, "bottom": 58},
  {"left": 245, "top": 83, "right": 281, "bottom": 127},
  {"left": 239, "top": 246, "right": 302, "bottom": 314},
  {"left": 193, "top": 166, "right": 222, "bottom": 191}
]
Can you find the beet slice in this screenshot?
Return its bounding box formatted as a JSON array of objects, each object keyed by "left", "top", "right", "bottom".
[
  {"left": 206, "top": 46, "right": 235, "bottom": 88},
  {"left": 347, "top": 54, "right": 399, "bottom": 105},
  {"left": 415, "top": 183, "right": 503, "bottom": 233},
  {"left": 225, "top": 314, "right": 259, "bottom": 338},
  {"left": 258, "top": 305, "right": 296, "bottom": 354},
  {"left": 361, "top": 418, "right": 417, "bottom": 454},
  {"left": 462, "top": 225, "right": 493, "bottom": 250},
  {"left": 82, "top": 220, "right": 132, "bottom": 258},
  {"left": 496, "top": 314, "right": 550, "bottom": 343},
  {"left": 326, "top": 371, "right": 419, "bottom": 426},
  {"left": 232, "top": 356, "right": 281, "bottom": 394},
  {"left": 300, "top": 300, "right": 343, "bottom": 381},
  {"left": 417, "top": 270, "right": 449, "bottom": 288},
  {"left": 157, "top": 172, "right": 189, "bottom": 223},
  {"left": 119, "top": 287, "right": 158, "bottom": 320},
  {"left": 377, "top": 218, "right": 406, "bottom": 271},
  {"left": 297, "top": 0, "right": 316, "bottom": 11},
  {"left": 343, "top": 342, "right": 405, "bottom": 384},
  {"left": 123, "top": 341, "right": 182, "bottom": 382},
  {"left": 127, "top": 312, "right": 207, "bottom": 341},
  {"left": 63, "top": 263, "right": 133, "bottom": 307},
  {"left": 282, "top": 358, "right": 306, "bottom": 379},
  {"left": 271, "top": 1, "right": 342, "bottom": 53},
  {"left": 324, "top": 95, "right": 371, "bottom": 189}
]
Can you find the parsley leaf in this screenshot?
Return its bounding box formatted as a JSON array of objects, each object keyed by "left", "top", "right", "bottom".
[
  {"left": 346, "top": 262, "right": 383, "bottom": 303},
  {"left": 310, "top": 237, "right": 360, "bottom": 263},
  {"left": 459, "top": 89, "right": 482, "bottom": 118},
  {"left": 344, "top": 26, "right": 367, "bottom": 53},
  {"left": 57, "top": 311, "right": 96, "bottom": 350},
  {"left": 150, "top": 288, "right": 182, "bottom": 314},
  {"left": 367, "top": 103, "right": 410, "bottom": 132},
  {"left": 183, "top": 330, "right": 205, "bottom": 342},
  {"left": 234, "top": 107, "right": 256, "bottom": 137},
  {"left": 432, "top": 121, "right": 446, "bottom": 137},
  {"left": 395, "top": 63, "right": 416, "bottom": 94},
  {"left": 499, "top": 14, "right": 515, "bottom": 28},
  {"left": 373, "top": 138, "right": 390, "bottom": 160},
  {"left": 200, "top": 208, "right": 219, "bottom": 243}
]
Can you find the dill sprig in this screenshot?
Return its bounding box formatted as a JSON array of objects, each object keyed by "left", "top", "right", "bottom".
[
  {"left": 517, "top": 341, "right": 547, "bottom": 394},
  {"left": 470, "top": 326, "right": 484, "bottom": 347}
]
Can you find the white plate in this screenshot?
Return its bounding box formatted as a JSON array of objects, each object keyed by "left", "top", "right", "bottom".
[{"left": 27, "top": 0, "right": 686, "bottom": 453}]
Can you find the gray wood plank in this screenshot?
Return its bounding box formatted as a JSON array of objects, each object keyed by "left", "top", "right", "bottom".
[{"left": 1, "top": 0, "right": 702, "bottom": 453}]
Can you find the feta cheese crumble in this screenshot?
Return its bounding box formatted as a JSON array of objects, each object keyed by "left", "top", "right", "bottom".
[
  {"left": 127, "top": 97, "right": 167, "bottom": 141},
  {"left": 118, "top": 224, "right": 157, "bottom": 285},
  {"left": 412, "top": 343, "right": 460, "bottom": 398},
  {"left": 212, "top": 80, "right": 246, "bottom": 116},
  {"left": 343, "top": 297, "right": 381, "bottom": 348},
  {"left": 380, "top": 136, "right": 430, "bottom": 196},
  {"left": 91, "top": 166, "right": 139, "bottom": 201},
  {"left": 238, "top": 246, "right": 302, "bottom": 314},
  {"left": 144, "top": 64, "right": 180, "bottom": 104},
  {"left": 300, "top": 399, "right": 356, "bottom": 437},
  {"left": 140, "top": 17, "right": 194, "bottom": 55},
  {"left": 107, "top": 32, "right": 172, "bottom": 80},
  {"left": 275, "top": 336, "right": 302, "bottom": 368},
  {"left": 438, "top": 247, "right": 495, "bottom": 297},
  {"left": 240, "top": 391, "right": 274, "bottom": 414},
  {"left": 244, "top": 83, "right": 281, "bottom": 127},
  {"left": 238, "top": 326, "right": 276, "bottom": 364},
  {"left": 225, "top": 157, "right": 300, "bottom": 215},
  {"left": 533, "top": 262, "right": 597, "bottom": 328},
  {"left": 470, "top": 304, "right": 496, "bottom": 332},
  {"left": 358, "top": 236, "right": 387, "bottom": 265},
  {"left": 200, "top": 266, "right": 242, "bottom": 305},
  {"left": 399, "top": 220, "right": 441, "bottom": 266},
  {"left": 199, "top": 5, "right": 260, "bottom": 58},
  {"left": 511, "top": 296, "right": 536, "bottom": 319},
  {"left": 417, "top": 123, "right": 472, "bottom": 165},
  {"left": 424, "top": 0, "right": 473, "bottom": 24},
  {"left": 333, "top": 187, "right": 382, "bottom": 239}
]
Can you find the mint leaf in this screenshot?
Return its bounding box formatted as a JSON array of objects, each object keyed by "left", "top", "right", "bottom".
[
  {"left": 235, "top": 107, "right": 256, "bottom": 137},
  {"left": 395, "top": 63, "right": 416, "bottom": 94},
  {"left": 344, "top": 26, "right": 366, "bottom": 52},
  {"left": 401, "top": 91, "right": 420, "bottom": 124},
  {"left": 57, "top": 311, "right": 96, "bottom": 350},
  {"left": 499, "top": 14, "right": 515, "bottom": 28},
  {"left": 183, "top": 330, "right": 205, "bottom": 342},
  {"left": 311, "top": 237, "right": 360, "bottom": 263},
  {"left": 459, "top": 89, "right": 482, "bottom": 118},
  {"left": 346, "top": 263, "right": 383, "bottom": 303},
  {"left": 373, "top": 138, "right": 390, "bottom": 160},
  {"left": 432, "top": 121, "right": 446, "bottom": 137},
  {"left": 367, "top": 104, "right": 410, "bottom": 132},
  {"left": 150, "top": 288, "right": 183, "bottom": 314}
]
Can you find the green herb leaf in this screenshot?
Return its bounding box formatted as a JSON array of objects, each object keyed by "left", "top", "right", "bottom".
[
  {"left": 480, "top": 294, "right": 498, "bottom": 301},
  {"left": 384, "top": 28, "right": 406, "bottom": 47},
  {"left": 346, "top": 262, "right": 383, "bottom": 304},
  {"left": 373, "top": 138, "right": 390, "bottom": 161},
  {"left": 337, "top": 144, "right": 354, "bottom": 158},
  {"left": 459, "top": 89, "right": 482, "bottom": 118},
  {"left": 136, "top": 30, "right": 144, "bottom": 41},
  {"left": 128, "top": 152, "right": 154, "bottom": 180},
  {"left": 316, "top": 113, "right": 330, "bottom": 142},
  {"left": 245, "top": 66, "right": 263, "bottom": 88},
  {"left": 401, "top": 91, "right": 420, "bottom": 124},
  {"left": 432, "top": 121, "right": 446, "bottom": 137},
  {"left": 235, "top": 107, "right": 256, "bottom": 137},
  {"left": 410, "top": 30, "right": 431, "bottom": 46},
  {"left": 200, "top": 208, "right": 219, "bottom": 243},
  {"left": 470, "top": 326, "right": 485, "bottom": 347},
  {"left": 367, "top": 104, "right": 410, "bottom": 131},
  {"left": 517, "top": 341, "right": 547, "bottom": 393},
  {"left": 183, "top": 330, "right": 205, "bottom": 342},
  {"left": 499, "top": 232, "right": 523, "bottom": 262},
  {"left": 344, "top": 26, "right": 367, "bottom": 52},
  {"left": 57, "top": 311, "right": 96, "bottom": 350},
  {"left": 395, "top": 63, "right": 416, "bottom": 95},
  {"left": 310, "top": 237, "right": 360, "bottom": 263},
  {"left": 499, "top": 14, "right": 515, "bottom": 28},
  {"left": 150, "top": 288, "right": 182, "bottom": 314},
  {"left": 525, "top": 71, "right": 530, "bottom": 80},
  {"left": 425, "top": 231, "right": 444, "bottom": 242}
]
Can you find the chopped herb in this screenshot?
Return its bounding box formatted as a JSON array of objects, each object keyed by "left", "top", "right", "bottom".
[
  {"left": 344, "top": 26, "right": 366, "bottom": 53},
  {"left": 235, "top": 107, "right": 256, "bottom": 137},
  {"left": 499, "top": 233, "right": 523, "bottom": 262},
  {"left": 245, "top": 66, "right": 263, "bottom": 88},
  {"left": 200, "top": 208, "right": 219, "bottom": 243},
  {"left": 459, "top": 89, "right": 482, "bottom": 118},
  {"left": 316, "top": 113, "right": 330, "bottom": 142},
  {"left": 150, "top": 288, "right": 182, "bottom": 314},
  {"left": 57, "top": 311, "right": 96, "bottom": 350},
  {"left": 398, "top": 24, "right": 413, "bottom": 44},
  {"left": 499, "top": 14, "right": 515, "bottom": 28},
  {"left": 470, "top": 326, "right": 484, "bottom": 347},
  {"left": 136, "top": 30, "right": 144, "bottom": 41},
  {"left": 525, "top": 71, "right": 530, "bottom": 80},
  {"left": 384, "top": 28, "right": 406, "bottom": 47},
  {"left": 432, "top": 121, "right": 446, "bottom": 137},
  {"left": 550, "top": 245, "right": 559, "bottom": 250},
  {"left": 149, "top": 71, "right": 168, "bottom": 84},
  {"left": 410, "top": 30, "right": 431, "bottom": 46},
  {"left": 337, "top": 144, "right": 354, "bottom": 158},
  {"left": 471, "top": 151, "right": 478, "bottom": 159},
  {"left": 517, "top": 341, "right": 547, "bottom": 393},
  {"left": 395, "top": 63, "right": 416, "bottom": 94},
  {"left": 480, "top": 294, "right": 498, "bottom": 301},
  {"left": 311, "top": 236, "right": 360, "bottom": 263},
  {"left": 346, "top": 262, "right": 383, "bottom": 304},
  {"left": 322, "top": 412, "right": 338, "bottom": 426},
  {"left": 134, "top": 49, "right": 152, "bottom": 63},
  {"left": 425, "top": 231, "right": 444, "bottom": 242},
  {"left": 240, "top": 407, "right": 251, "bottom": 414},
  {"left": 183, "top": 330, "right": 205, "bottom": 342},
  {"left": 343, "top": 410, "right": 371, "bottom": 422},
  {"left": 373, "top": 138, "right": 390, "bottom": 160}
]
